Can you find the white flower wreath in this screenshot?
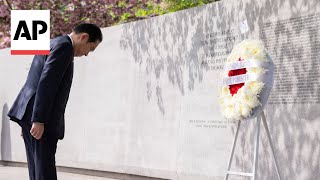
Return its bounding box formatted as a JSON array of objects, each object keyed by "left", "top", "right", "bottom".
[{"left": 219, "top": 40, "right": 274, "bottom": 121}]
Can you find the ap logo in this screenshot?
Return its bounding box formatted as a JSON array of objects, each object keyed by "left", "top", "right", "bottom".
[{"left": 11, "top": 10, "right": 50, "bottom": 55}]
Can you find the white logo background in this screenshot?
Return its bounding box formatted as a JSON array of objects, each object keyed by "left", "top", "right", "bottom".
[{"left": 11, "top": 10, "right": 50, "bottom": 52}]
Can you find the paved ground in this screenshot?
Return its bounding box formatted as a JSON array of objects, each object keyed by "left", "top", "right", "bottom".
[{"left": 0, "top": 165, "right": 118, "bottom": 180}]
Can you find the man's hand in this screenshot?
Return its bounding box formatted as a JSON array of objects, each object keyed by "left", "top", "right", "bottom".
[{"left": 30, "top": 122, "right": 44, "bottom": 140}]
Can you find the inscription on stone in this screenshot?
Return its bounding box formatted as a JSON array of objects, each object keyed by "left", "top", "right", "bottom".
[
  {"left": 261, "top": 13, "right": 320, "bottom": 104},
  {"left": 199, "top": 29, "right": 239, "bottom": 71},
  {"left": 189, "top": 119, "right": 236, "bottom": 129}
]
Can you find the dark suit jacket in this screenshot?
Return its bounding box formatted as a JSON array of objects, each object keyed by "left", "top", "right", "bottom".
[{"left": 8, "top": 35, "right": 74, "bottom": 140}]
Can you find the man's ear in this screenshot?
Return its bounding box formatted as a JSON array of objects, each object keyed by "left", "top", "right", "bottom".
[{"left": 80, "top": 33, "right": 89, "bottom": 42}]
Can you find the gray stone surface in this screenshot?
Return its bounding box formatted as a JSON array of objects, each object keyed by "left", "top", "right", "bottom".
[
  {"left": 0, "top": 165, "right": 117, "bottom": 180},
  {"left": 0, "top": 0, "right": 320, "bottom": 179}
]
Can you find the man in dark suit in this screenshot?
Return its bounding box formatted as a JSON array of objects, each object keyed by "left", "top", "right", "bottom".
[{"left": 7, "top": 23, "right": 102, "bottom": 180}]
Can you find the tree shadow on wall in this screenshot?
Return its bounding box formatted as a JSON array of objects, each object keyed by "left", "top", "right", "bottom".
[{"left": 120, "top": 1, "right": 239, "bottom": 115}]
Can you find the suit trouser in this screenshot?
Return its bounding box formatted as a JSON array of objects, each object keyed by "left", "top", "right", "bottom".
[{"left": 18, "top": 121, "right": 58, "bottom": 180}]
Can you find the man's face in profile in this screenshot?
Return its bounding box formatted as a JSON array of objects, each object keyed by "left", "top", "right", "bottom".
[{"left": 74, "top": 33, "right": 100, "bottom": 57}]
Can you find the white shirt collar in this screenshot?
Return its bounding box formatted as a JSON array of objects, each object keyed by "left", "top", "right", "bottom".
[{"left": 67, "top": 34, "right": 74, "bottom": 46}]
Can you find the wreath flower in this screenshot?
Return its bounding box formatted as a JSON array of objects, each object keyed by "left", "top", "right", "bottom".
[{"left": 219, "top": 40, "right": 273, "bottom": 121}]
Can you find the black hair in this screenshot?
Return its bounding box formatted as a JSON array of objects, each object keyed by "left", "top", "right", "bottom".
[{"left": 73, "top": 23, "right": 103, "bottom": 43}]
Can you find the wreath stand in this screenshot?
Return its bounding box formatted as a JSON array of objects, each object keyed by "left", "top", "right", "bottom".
[{"left": 224, "top": 110, "right": 281, "bottom": 180}]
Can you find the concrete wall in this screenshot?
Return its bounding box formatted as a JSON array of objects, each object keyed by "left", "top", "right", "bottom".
[{"left": 1, "top": 0, "right": 320, "bottom": 179}]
